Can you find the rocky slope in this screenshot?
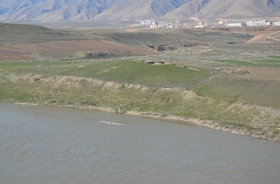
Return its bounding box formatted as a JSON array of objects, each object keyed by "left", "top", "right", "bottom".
[
  {"left": 162, "top": 0, "right": 280, "bottom": 21},
  {"left": 0, "top": 0, "right": 279, "bottom": 22}
]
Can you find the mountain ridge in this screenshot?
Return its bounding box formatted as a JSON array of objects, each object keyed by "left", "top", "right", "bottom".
[{"left": 0, "top": 0, "right": 279, "bottom": 22}]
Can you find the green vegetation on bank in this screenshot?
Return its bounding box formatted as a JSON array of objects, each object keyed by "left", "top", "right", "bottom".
[
  {"left": 214, "top": 59, "right": 280, "bottom": 67},
  {"left": 11, "top": 60, "right": 211, "bottom": 88},
  {"left": 193, "top": 75, "right": 280, "bottom": 108},
  {"left": 268, "top": 56, "right": 280, "bottom": 59},
  {"left": 60, "top": 60, "right": 211, "bottom": 88},
  {"left": 214, "top": 60, "right": 254, "bottom": 66},
  {"left": 253, "top": 59, "right": 280, "bottom": 63},
  {"left": 0, "top": 60, "right": 279, "bottom": 141}
]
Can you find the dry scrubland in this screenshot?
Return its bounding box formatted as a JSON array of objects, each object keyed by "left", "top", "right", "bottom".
[{"left": 0, "top": 23, "right": 280, "bottom": 142}]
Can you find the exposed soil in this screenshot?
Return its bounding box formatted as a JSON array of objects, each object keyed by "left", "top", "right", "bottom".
[
  {"left": 224, "top": 66, "right": 280, "bottom": 81},
  {"left": 0, "top": 40, "right": 157, "bottom": 60},
  {"left": 0, "top": 51, "right": 38, "bottom": 60},
  {"left": 247, "top": 35, "right": 267, "bottom": 43}
]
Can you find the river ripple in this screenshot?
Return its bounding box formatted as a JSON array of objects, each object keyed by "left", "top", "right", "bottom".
[{"left": 0, "top": 103, "right": 280, "bottom": 184}]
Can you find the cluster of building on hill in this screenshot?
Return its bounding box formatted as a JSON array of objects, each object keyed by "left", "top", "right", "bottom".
[
  {"left": 195, "top": 20, "right": 280, "bottom": 28},
  {"left": 136, "top": 19, "right": 280, "bottom": 29},
  {"left": 138, "top": 19, "right": 181, "bottom": 28}
]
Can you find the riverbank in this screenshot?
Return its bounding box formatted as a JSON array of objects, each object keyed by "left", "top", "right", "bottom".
[
  {"left": 12, "top": 100, "right": 280, "bottom": 143},
  {"left": 1, "top": 60, "right": 280, "bottom": 143}
]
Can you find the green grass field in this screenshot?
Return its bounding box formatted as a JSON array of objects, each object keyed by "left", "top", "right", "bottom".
[
  {"left": 10, "top": 60, "right": 211, "bottom": 89},
  {"left": 254, "top": 60, "right": 280, "bottom": 63},
  {"left": 1, "top": 60, "right": 279, "bottom": 109},
  {"left": 0, "top": 59, "right": 279, "bottom": 141},
  {"left": 214, "top": 59, "right": 280, "bottom": 67},
  {"left": 193, "top": 75, "right": 280, "bottom": 108},
  {"left": 268, "top": 56, "right": 280, "bottom": 59},
  {"left": 214, "top": 60, "right": 254, "bottom": 66}
]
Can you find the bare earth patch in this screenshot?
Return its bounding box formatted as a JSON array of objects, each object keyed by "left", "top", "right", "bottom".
[
  {"left": 0, "top": 51, "right": 38, "bottom": 60},
  {"left": 247, "top": 35, "right": 267, "bottom": 43},
  {"left": 0, "top": 40, "right": 157, "bottom": 57},
  {"left": 238, "top": 67, "right": 280, "bottom": 81},
  {"left": 247, "top": 67, "right": 280, "bottom": 81}
]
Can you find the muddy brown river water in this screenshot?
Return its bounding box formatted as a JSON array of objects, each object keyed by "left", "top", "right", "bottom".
[{"left": 1, "top": 103, "right": 280, "bottom": 184}]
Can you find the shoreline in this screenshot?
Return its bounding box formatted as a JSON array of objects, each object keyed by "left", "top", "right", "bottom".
[{"left": 13, "top": 102, "right": 280, "bottom": 143}]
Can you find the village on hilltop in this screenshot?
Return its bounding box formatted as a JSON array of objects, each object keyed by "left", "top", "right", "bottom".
[{"left": 136, "top": 19, "right": 280, "bottom": 29}]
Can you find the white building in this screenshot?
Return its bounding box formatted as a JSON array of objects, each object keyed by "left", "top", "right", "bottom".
[
  {"left": 194, "top": 25, "right": 208, "bottom": 28},
  {"left": 273, "top": 21, "right": 280, "bottom": 26},
  {"left": 218, "top": 20, "right": 225, "bottom": 25},
  {"left": 226, "top": 23, "right": 243, "bottom": 27},
  {"left": 150, "top": 24, "right": 158, "bottom": 28},
  {"left": 140, "top": 20, "right": 157, "bottom": 26},
  {"left": 158, "top": 24, "right": 167, "bottom": 28},
  {"left": 167, "top": 25, "right": 175, "bottom": 29},
  {"left": 246, "top": 20, "right": 271, "bottom": 26}
]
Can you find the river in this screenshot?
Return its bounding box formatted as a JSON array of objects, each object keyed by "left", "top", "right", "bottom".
[{"left": 1, "top": 103, "right": 280, "bottom": 184}]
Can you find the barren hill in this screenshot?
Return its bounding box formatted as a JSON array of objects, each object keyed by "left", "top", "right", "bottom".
[
  {"left": 162, "top": 0, "right": 280, "bottom": 21},
  {"left": 0, "top": 0, "right": 279, "bottom": 22}
]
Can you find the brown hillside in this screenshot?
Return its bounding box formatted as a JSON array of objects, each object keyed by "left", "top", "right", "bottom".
[{"left": 0, "top": 40, "right": 156, "bottom": 55}]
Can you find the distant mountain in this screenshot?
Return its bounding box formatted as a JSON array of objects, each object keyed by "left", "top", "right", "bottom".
[
  {"left": 0, "top": 0, "right": 279, "bottom": 22},
  {"left": 161, "top": 0, "right": 280, "bottom": 21},
  {"left": 91, "top": 0, "right": 192, "bottom": 21}
]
